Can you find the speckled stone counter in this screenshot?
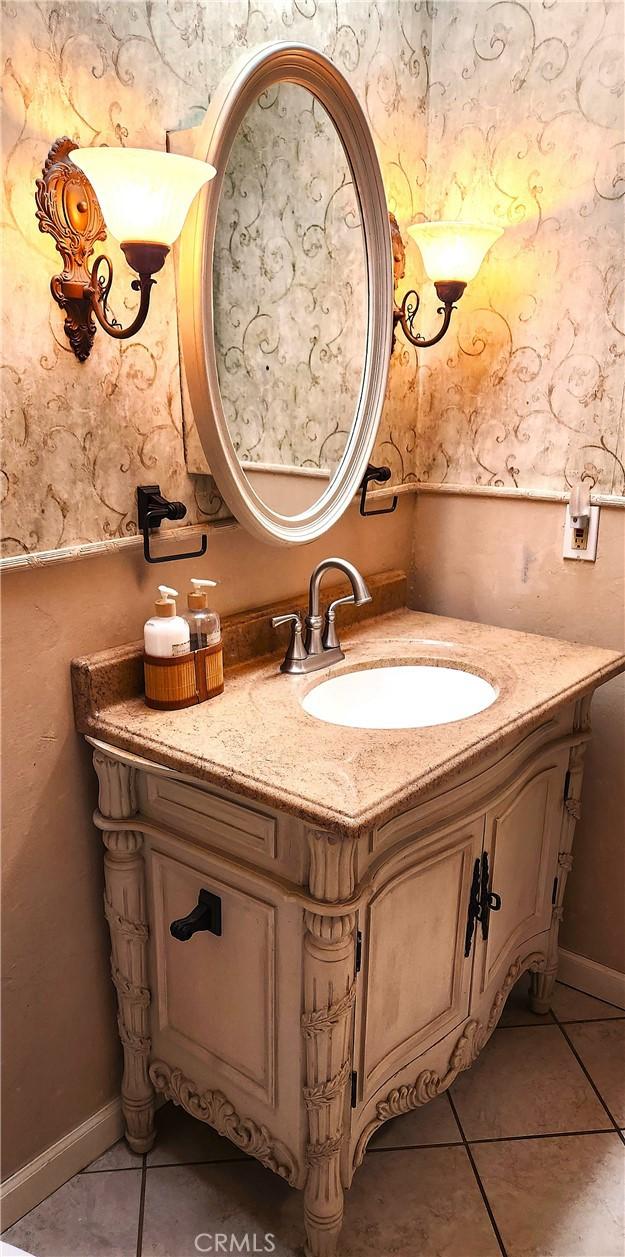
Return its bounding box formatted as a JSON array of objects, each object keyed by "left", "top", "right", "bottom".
[{"left": 72, "top": 598, "right": 624, "bottom": 837}]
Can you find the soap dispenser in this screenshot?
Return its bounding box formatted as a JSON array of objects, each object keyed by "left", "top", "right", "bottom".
[
  {"left": 144, "top": 585, "right": 191, "bottom": 658},
  {"left": 184, "top": 578, "right": 221, "bottom": 650}
]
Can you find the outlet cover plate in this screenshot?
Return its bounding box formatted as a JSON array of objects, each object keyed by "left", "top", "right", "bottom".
[{"left": 562, "top": 503, "right": 600, "bottom": 562}]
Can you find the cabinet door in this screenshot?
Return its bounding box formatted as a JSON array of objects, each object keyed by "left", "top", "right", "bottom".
[
  {"left": 358, "top": 821, "right": 484, "bottom": 1105},
  {"left": 473, "top": 749, "right": 569, "bottom": 1000}
]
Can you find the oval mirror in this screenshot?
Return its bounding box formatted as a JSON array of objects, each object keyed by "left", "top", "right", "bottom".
[{"left": 179, "top": 44, "right": 392, "bottom": 546}]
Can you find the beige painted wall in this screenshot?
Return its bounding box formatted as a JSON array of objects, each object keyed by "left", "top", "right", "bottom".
[
  {"left": 0, "top": 502, "right": 412, "bottom": 1180},
  {"left": 411, "top": 491, "right": 625, "bottom": 974}
]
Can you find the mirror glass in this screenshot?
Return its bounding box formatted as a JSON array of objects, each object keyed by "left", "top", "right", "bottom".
[{"left": 212, "top": 82, "right": 368, "bottom": 516}]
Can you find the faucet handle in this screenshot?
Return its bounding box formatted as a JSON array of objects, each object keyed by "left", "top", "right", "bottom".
[
  {"left": 271, "top": 612, "right": 308, "bottom": 669},
  {"left": 322, "top": 594, "right": 355, "bottom": 650}
]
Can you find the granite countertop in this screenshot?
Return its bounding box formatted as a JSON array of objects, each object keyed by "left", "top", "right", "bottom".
[{"left": 72, "top": 603, "right": 625, "bottom": 837}]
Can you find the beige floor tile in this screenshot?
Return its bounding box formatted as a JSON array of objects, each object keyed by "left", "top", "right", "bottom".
[
  {"left": 473, "top": 1132, "right": 625, "bottom": 1256},
  {"left": 369, "top": 1092, "right": 462, "bottom": 1149},
  {"left": 552, "top": 984, "right": 625, "bottom": 1023},
  {"left": 450, "top": 1025, "right": 608, "bottom": 1139},
  {"left": 147, "top": 1101, "right": 249, "bottom": 1167},
  {"left": 566, "top": 1020, "right": 625, "bottom": 1126},
  {"left": 83, "top": 1137, "right": 143, "bottom": 1173},
  {"left": 1, "top": 1168, "right": 142, "bottom": 1256},
  {"left": 141, "top": 1146, "right": 500, "bottom": 1257}
]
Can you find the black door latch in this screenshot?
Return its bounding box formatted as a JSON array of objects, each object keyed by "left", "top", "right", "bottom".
[
  {"left": 464, "top": 853, "right": 502, "bottom": 956},
  {"left": 170, "top": 889, "right": 222, "bottom": 941}
]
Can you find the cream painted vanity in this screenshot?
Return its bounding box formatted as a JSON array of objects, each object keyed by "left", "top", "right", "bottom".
[
  {"left": 72, "top": 597, "right": 625, "bottom": 1257},
  {"left": 64, "top": 35, "right": 625, "bottom": 1257}
]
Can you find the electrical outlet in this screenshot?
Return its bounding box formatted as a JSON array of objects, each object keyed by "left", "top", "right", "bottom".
[{"left": 562, "top": 503, "right": 600, "bottom": 562}]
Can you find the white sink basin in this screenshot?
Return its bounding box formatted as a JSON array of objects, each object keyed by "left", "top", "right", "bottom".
[{"left": 302, "top": 664, "right": 497, "bottom": 730}]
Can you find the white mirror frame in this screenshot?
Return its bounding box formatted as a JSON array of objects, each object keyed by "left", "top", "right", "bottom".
[{"left": 178, "top": 42, "right": 392, "bottom": 546}]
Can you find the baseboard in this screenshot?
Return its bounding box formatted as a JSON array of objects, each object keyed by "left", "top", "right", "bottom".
[
  {"left": 0, "top": 1098, "right": 123, "bottom": 1231},
  {"left": 558, "top": 947, "right": 625, "bottom": 1010}
]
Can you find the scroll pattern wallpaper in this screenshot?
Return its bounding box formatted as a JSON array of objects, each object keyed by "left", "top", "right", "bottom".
[
  {"left": 1, "top": 0, "right": 623, "bottom": 558},
  {"left": 413, "top": 0, "right": 625, "bottom": 495}
]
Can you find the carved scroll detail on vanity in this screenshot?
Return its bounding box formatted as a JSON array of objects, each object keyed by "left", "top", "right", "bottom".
[
  {"left": 301, "top": 980, "right": 356, "bottom": 1038},
  {"left": 149, "top": 1061, "right": 299, "bottom": 1185},
  {"left": 94, "top": 750, "right": 155, "bottom": 1154},
  {"left": 93, "top": 751, "right": 137, "bottom": 818},
  {"left": 302, "top": 828, "right": 358, "bottom": 1257},
  {"left": 353, "top": 950, "right": 546, "bottom": 1169}
]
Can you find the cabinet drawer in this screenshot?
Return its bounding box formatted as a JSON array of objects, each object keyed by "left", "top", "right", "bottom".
[{"left": 139, "top": 772, "right": 277, "bottom": 859}]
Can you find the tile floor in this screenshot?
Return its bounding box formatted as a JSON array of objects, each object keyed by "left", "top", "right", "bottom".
[{"left": 3, "top": 978, "right": 624, "bottom": 1257}]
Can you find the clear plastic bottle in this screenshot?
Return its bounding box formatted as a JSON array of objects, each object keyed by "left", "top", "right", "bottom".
[
  {"left": 183, "top": 578, "right": 221, "bottom": 650},
  {"left": 143, "top": 585, "right": 190, "bottom": 658}
]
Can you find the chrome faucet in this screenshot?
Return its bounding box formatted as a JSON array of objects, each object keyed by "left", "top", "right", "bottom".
[{"left": 272, "top": 557, "right": 371, "bottom": 674}]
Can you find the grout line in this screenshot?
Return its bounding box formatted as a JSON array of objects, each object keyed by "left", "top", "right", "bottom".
[
  {"left": 135, "top": 1156, "right": 147, "bottom": 1257},
  {"left": 447, "top": 1092, "right": 508, "bottom": 1257},
  {"left": 555, "top": 1016, "right": 625, "bottom": 1026},
  {"left": 82, "top": 1164, "right": 144, "bottom": 1174},
  {"left": 144, "top": 1155, "right": 251, "bottom": 1170},
  {"left": 496, "top": 1020, "right": 554, "bottom": 1029},
  {"left": 467, "top": 1128, "right": 616, "bottom": 1146},
  {"left": 368, "top": 1139, "right": 463, "bottom": 1154},
  {"left": 552, "top": 1017, "right": 625, "bottom": 1146},
  {"left": 497, "top": 1015, "right": 625, "bottom": 1030}
]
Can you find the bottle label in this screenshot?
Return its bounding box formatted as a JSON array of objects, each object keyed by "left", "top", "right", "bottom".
[{"left": 172, "top": 641, "right": 190, "bottom": 657}]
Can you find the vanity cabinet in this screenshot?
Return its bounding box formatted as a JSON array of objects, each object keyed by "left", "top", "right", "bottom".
[{"left": 90, "top": 701, "right": 587, "bottom": 1257}]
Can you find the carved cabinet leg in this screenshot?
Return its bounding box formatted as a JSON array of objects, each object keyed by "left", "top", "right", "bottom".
[
  {"left": 529, "top": 727, "right": 588, "bottom": 1016},
  {"left": 301, "top": 830, "right": 358, "bottom": 1257},
  {"left": 94, "top": 752, "right": 155, "bottom": 1153}
]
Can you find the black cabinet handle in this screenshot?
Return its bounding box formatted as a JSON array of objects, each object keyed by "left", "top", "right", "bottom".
[
  {"left": 480, "top": 852, "right": 502, "bottom": 941},
  {"left": 170, "top": 889, "right": 222, "bottom": 941},
  {"left": 464, "top": 858, "right": 482, "bottom": 957},
  {"left": 464, "top": 853, "right": 502, "bottom": 956}
]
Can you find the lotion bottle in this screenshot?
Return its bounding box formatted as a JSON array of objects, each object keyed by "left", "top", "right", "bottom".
[
  {"left": 184, "top": 578, "right": 220, "bottom": 650},
  {"left": 144, "top": 585, "right": 190, "bottom": 658}
]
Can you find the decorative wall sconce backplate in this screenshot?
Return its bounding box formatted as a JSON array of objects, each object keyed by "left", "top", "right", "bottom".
[
  {"left": 35, "top": 138, "right": 170, "bottom": 361},
  {"left": 35, "top": 137, "right": 106, "bottom": 361}
]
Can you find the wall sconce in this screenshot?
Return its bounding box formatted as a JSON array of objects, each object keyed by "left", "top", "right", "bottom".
[
  {"left": 35, "top": 138, "right": 215, "bottom": 361},
  {"left": 390, "top": 214, "right": 503, "bottom": 352}
]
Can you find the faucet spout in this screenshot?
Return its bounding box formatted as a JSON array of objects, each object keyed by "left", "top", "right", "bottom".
[{"left": 308, "top": 557, "right": 372, "bottom": 620}]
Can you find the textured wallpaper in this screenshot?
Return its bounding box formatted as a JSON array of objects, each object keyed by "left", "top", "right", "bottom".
[
  {"left": 1, "top": 0, "right": 431, "bottom": 557},
  {"left": 412, "top": 0, "right": 625, "bottom": 495},
  {"left": 1, "top": 1, "right": 623, "bottom": 559}
]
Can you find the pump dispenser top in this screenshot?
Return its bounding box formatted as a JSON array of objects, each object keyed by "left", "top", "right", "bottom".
[
  {"left": 184, "top": 578, "right": 221, "bottom": 650},
  {"left": 155, "top": 585, "right": 179, "bottom": 617},
  {"left": 187, "top": 578, "right": 217, "bottom": 610}
]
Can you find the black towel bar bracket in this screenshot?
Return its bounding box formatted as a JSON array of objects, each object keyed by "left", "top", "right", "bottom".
[
  {"left": 359, "top": 464, "right": 399, "bottom": 517},
  {"left": 137, "top": 484, "right": 208, "bottom": 564}
]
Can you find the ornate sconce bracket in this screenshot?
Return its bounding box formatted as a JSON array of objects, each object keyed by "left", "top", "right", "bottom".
[
  {"left": 389, "top": 212, "right": 465, "bottom": 355},
  {"left": 35, "top": 137, "right": 106, "bottom": 361},
  {"left": 35, "top": 137, "right": 166, "bottom": 361}
]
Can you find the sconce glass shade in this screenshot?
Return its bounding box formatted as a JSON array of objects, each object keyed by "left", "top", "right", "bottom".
[
  {"left": 408, "top": 221, "right": 503, "bottom": 284},
  {"left": 70, "top": 148, "right": 216, "bottom": 247}
]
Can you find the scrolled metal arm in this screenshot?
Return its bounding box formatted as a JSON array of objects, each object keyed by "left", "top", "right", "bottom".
[
  {"left": 393, "top": 288, "right": 456, "bottom": 350},
  {"left": 89, "top": 254, "right": 157, "bottom": 341}
]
